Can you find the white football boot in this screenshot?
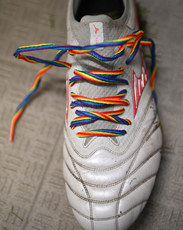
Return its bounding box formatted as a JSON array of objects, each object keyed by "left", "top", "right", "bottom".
[{"left": 63, "top": 0, "right": 162, "bottom": 230}]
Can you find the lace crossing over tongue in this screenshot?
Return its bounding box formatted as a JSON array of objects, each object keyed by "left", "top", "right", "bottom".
[{"left": 9, "top": 31, "right": 157, "bottom": 141}]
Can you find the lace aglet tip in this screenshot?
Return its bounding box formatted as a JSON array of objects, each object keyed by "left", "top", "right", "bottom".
[
  {"left": 9, "top": 131, "right": 14, "bottom": 142},
  {"left": 9, "top": 122, "right": 15, "bottom": 142}
]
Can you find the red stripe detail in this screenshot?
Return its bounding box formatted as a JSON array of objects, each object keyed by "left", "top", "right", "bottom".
[
  {"left": 133, "top": 52, "right": 148, "bottom": 117},
  {"left": 66, "top": 75, "right": 69, "bottom": 123}
]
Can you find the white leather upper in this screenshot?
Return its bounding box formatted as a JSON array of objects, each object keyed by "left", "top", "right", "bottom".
[{"left": 63, "top": 0, "right": 163, "bottom": 229}]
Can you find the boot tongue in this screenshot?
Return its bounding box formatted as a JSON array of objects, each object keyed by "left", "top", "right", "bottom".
[
  {"left": 73, "top": 13, "right": 128, "bottom": 46},
  {"left": 73, "top": 15, "right": 126, "bottom": 144},
  {"left": 80, "top": 14, "right": 116, "bottom": 45},
  {"left": 74, "top": 14, "right": 128, "bottom": 101},
  {"left": 70, "top": 12, "right": 133, "bottom": 145}
]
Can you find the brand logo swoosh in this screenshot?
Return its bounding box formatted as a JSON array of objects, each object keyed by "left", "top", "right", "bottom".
[{"left": 133, "top": 53, "right": 148, "bottom": 117}]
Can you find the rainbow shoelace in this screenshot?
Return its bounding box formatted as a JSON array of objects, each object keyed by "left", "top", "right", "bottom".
[{"left": 10, "top": 30, "right": 156, "bottom": 141}]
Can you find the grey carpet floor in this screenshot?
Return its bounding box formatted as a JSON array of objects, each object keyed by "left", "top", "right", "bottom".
[{"left": 0, "top": 0, "right": 183, "bottom": 229}]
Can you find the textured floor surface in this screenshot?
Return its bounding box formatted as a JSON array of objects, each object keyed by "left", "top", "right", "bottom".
[{"left": 0, "top": 0, "right": 183, "bottom": 230}]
